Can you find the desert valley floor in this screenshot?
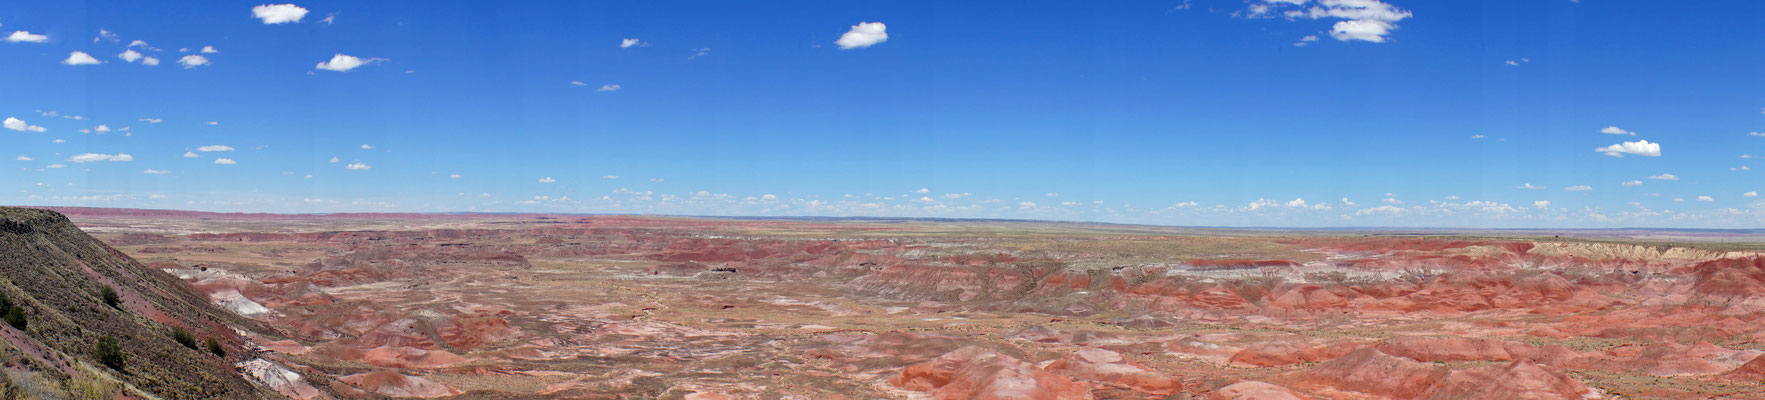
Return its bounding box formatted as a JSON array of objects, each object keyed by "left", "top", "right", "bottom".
[{"left": 13, "top": 207, "right": 1765, "bottom": 399}]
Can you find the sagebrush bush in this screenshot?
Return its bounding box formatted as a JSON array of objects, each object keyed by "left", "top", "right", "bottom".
[
  {"left": 94, "top": 336, "right": 124, "bottom": 371},
  {"left": 100, "top": 286, "right": 120, "bottom": 309},
  {"left": 205, "top": 338, "right": 224, "bottom": 357},
  {"left": 171, "top": 327, "right": 196, "bottom": 350}
]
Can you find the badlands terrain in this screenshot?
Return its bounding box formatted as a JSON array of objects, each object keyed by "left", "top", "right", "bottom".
[{"left": 7, "top": 206, "right": 1765, "bottom": 399}]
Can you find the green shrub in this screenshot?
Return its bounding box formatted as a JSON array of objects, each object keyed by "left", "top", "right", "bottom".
[
  {"left": 205, "top": 338, "right": 224, "bottom": 357},
  {"left": 171, "top": 327, "right": 196, "bottom": 349},
  {"left": 99, "top": 286, "right": 120, "bottom": 309},
  {"left": 2, "top": 307, "right": 22, "bottom": 330},
  {"left": 94, "top": 336, "right": 124, "bottom": 371}
]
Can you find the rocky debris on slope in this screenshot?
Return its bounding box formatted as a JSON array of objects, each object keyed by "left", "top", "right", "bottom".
[
  {"left": 1043, "top": 348, "right": 1180, "bottom": 395},
  {"left": 1230, "top": 341, "right": 1362, "bottom": 367},
  {"left": 0, "top": 207, "right": 299, "bottom": 399},
  {"left": 892, "top": 346, "right": 1092, "bottom": 400}
]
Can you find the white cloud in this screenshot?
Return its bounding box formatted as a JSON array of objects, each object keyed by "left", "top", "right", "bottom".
[
  {"left": 602, "top": 175, "right": 619, "bottom": 179},
  {"left": 1514, "top": 183, "right": 1547, "bottom": 190},
  {"left": 598, "top": 84, "right": 621, "bottom": 92},
  {"left": 178, "top": 55, "right": 210, "bottom": 68},
  {"left": 252, "top": 4, "right": 310, "bottom": 24},
  {"left": 206, "top": 121, "right": 219, "bottom": 125},
  {"left": 214, "top": 158, "right": 237, "bottom": 165},
  {"left": 569, "top": 81, "right": 587, "bottom": 86},
  {"left": 1173, "top": 201, "right": 1200, "bottom": 207},
  {"left": 835, "top": 22, "right": 888, "bottom": 49},
  {"left": 1565, "top": 185, "right": 1592, "bottom": 191},
  {"left": 1341, "top": 197, "right": 1356, "bottom": 207},
  {"left": 68, "top": 153, "right": 132, "bottom": 163},
  {"left": 15, "top": 156, "right": 32, "bottom": 161},
  {"left": 201, "top": 45, "right": 219, "bottom": 53},
  {"left": 620, "top": 38, "right": 643, "bottom": 48},
  {"left": 1745, "top": 191, "right": 1759, "bottom": 198},
  {"left": 140, "top": 118, "right": 162, "bottom": 124},
  {"left": 1534, "top": 200, "right": 1550, "bottom": 208},
  {"left": 945, "top": 192, "right": 973, "bottom": 199},
  {"left": 345, "top": 162, "right": 371, "bottom": 170},
  {"left": 1250, "top": 0, "right": 1412, "bottom": 43},
  {"left": 650, "top": 178, "right": 663, "bottom": 183},
  {"left": 92, "top": 124, "right": 111, "bottom": 133},
  {"left": 1594, "top": 140, "right": 1660, "bottom": 157},
  {"left": 449, "top": 174, "right": 461, "bottom": 179},
  {"left": 119, "top": 50, "right": 145, "bottom": 63},
  {"left": 141, "top": 57, "right": 160, "bottom": 66},
  {"left": 1750, "top": 132, "right": 1765, "bottom": 137},
  {"left": 1469, "top": 134, "right": 1486, "bottom": 139},
  {"left": 63, "top": 51, "right": 103, "bottom": 65},
  {"left": 1600, "top": 126, "right": 1635, "bottom": 136},
  {"left": 1697, "top": 195, "right": 1714, "bottom": 202},
  {"left": 183, "top": 152, "right": 200, "bottom": 158},
  {"left": 197, "top": 145, "right": 235, "bottom": 152},
  {"left": 45, "top": 164, "right": 65, "bottom": 169},
  {"left": 914, "top": 188, "right": 931, "bottom": 194},
  {"left": 1621, "top": 180, "right": 1642, "bottom": 187},
  {"left": 315, "top": 53, "right": 383, "bottom": 72},
  {"left": 1285, "top": 198, "right": 1309, "bottom": 207},
  {"left": 142, "top": 169, "right": 171, "bottom": 174},
  {"left": 538, "top": 177, "right": 556, "bottom": 183},
  {"left": 1647, "top": 173, "right": 1679, "bottom": 181},
  {"left": 4, "top": 117, "right": 47, "bottom": 132},
  {"left": 360, "top": 144, "right": 374, "bottom": 149},
  {"left": 128, "top": 39, "right": 151, "bottom": 48},
  {"left": 6, "top": 31, "right": 48, "bottom": 43}
]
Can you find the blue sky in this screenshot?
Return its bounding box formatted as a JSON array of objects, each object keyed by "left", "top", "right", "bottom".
[{"left": 3, "top": 0, "right": 1764, "bottom": 227}]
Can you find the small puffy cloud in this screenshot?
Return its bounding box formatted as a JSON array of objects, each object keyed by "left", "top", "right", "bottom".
[
  {"left": 1647, "top": 173, "right": 1679, "bottom": 181},
  {"left": 15, "top": 156, "right": 32, "bottom": 161},
  {"left": 569, "top": 81, "right": 587, "bottom": 86},
  {"left": 360, "top": 144, "right": 374, "bottom": 149},
  {"left": 602, "top": 175, "right": 619, "bottom": 179},
  {"left": 1514, "top": 183, "right": 1547, "bottom": 190},
  {"left": 142, "top": 169, "right": 171, "bottom": 174},
  {"left": 128, "top": 40, "right": 151, "bottom": 48},
  {"left": 140, "top": 118, "right": 162, "bottom": 124},
  {"left": 1594, "top": 140, "right": 1660, "bottom": 157},
  {"left": 1330, "top": 19, "right": 1396, "bottom": 42},
  {"left": 835, "top": 22, "right": 888, "bottom": 49},
  {"left": 68, "top": 153, "right": 133, "bottom": 163},
  {"left": 197, "top": 145, "right": 235, "bottom": 152},
  {"left": 620, "top": 38, "right": 643, "bottom": 48},
  {"left": 1745, "top": 191, "right": 1759, "bottom": 198},
  {"left": 1341, "top": 197, "right": 1356, "bottom": 207},
  {"left": 6, "top": 31, "right": 49, "bottom": 43},
  {"left": 252, "top": 4, "right": 310, "bottom": 24},
  {"left": 201, "top": 45, "right": 219, "bottom": 53},
  {"left": 328, "top": 157, "right": 340, "bottom": 163},
  {"left": 141, "top": 57, "right": 160, "bottom": 66},
  {"left": 315, "top": 53, "right": 383, "bottom": 72},
  {"left": 183, "top": 152, "right": 200, "bottom": 158},
  {"left": 1750, "top": 132, "right": 1765, "bottom": 137},
  {"left": 214, "top": 158, "right": 237, "bottom": 165},
  {"left": 119, "top": 50, "right": 144, "bottom": 62},
  {"left": 649, "top": 177, "right": 663, "bottom": 183},
  {"left": 344, "top": 162, "right": 371, "bottom": 170},
  {"left": 1621, "top": 180, "right": 1643, "bottom": 187},
  {"left": 1600, "top": 126, "right": 1634, "bottom": 136},
  {"left": 1565, "top": 185, "right": 1592, "bottom": 191},
  {"left": 63, "top": 51, "right": 103, "bottom": 65},
  {"left": 177, "top": 55, "right": 210, "bottom": 68},
  {"left": 1173, "top": 201, "right": 1200, "bottom": 207},
  {"left": 206, "top": 121, "right": 219, "bottom": 125},
  {"left": 597, "top": 84, "right": 621, "bottom": 92},
  {"left": 1469, "top": 134, "right": 1486, "bottom": 139},
  {"left": 1534, "top": 200, "right": 1550, "bottom": 208},
  {"left": 449, "top": 174, "right": 461, "bottom": 179},
  {"left": 1252, "top": 0, "right": 1412, "bottom": 43},
  {"left": 538, "top": 177, "right": 556, "bottom": 183},
  {"left": 945, "top": 192, "right": 972, "bottom": 199},
  {"left": 1697, "top": 195, "right": 1714, "bottom": 202},
  {"left": 92, "top": 124, "right": 111, "bottom": 133},
  {"left": 4, "top": 117, "right": 47, "bottom": 132},
  {"left": 914, "top": 188, "right": 930, "bottom": 194}
]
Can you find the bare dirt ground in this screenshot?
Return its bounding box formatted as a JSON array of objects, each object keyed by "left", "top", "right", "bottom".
[{"left": 53, "top": 210, "right": 1765, "bottom": 399}]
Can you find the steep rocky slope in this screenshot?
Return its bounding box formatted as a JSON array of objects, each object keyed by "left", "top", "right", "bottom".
[{"left": 0, "top": 207, "right": 298, "bottom": 399}]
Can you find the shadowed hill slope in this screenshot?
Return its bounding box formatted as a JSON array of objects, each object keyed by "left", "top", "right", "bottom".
[{"left": 0, "top": 207, "right": 288, "bottom": 399}]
